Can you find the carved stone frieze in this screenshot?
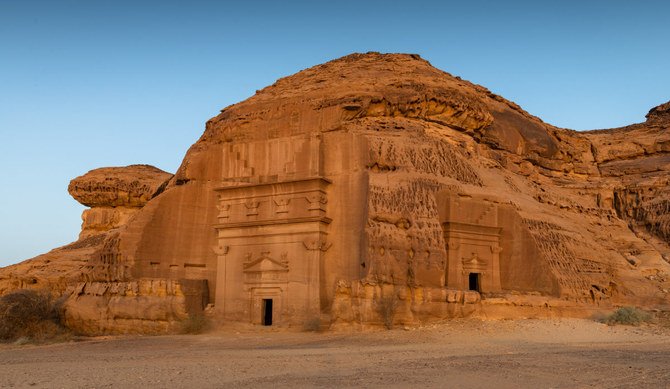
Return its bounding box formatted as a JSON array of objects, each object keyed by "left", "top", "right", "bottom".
[
  {"left": 217, "top": 203, "right": 231, "bottom": 219},
  {"left": 306, "top": 193, "right": 328, "bottom": 212},
  {"left": 274, "top": 198, "right": 290, "bottom": 214},
  {"left": 245, "top": 200, "right": 260, "bottom": 216},
  {"left": 303, "top": 239, "right": 332, "bottom": 252}
]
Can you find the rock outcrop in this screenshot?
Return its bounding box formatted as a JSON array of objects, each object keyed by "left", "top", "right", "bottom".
[
  {"left": 68, "top": 164, "right": 171, "bottom": 208},
  {"left": 68, "top": 165, "right": 172, "bottom": 238},
  {"left": 0, "top": 165, "right": 172, "bottom": 298},
  {"left": 1, "top": 53, "right": 669, "bottom": 334},
  {"left": 62, "top": 279, "right": 207, "bottom": 334},
  {"left": 646, "top": 101, "right": 670, "bottom": 124}
]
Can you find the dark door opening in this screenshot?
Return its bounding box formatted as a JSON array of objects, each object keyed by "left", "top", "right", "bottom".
[
  {"left": 468, "top": 273, "right": 480, "bottom": 292},
  {"left": 262, "top": 299, "right": 273, "bottom": 326}
]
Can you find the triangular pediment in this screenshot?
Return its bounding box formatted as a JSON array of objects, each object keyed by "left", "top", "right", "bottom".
[
  {"left": 462, "top": 253, "right": 487, "bottom": 270},
  {"left": 243, "top": 255, "right": 288, "bottom": 272}
]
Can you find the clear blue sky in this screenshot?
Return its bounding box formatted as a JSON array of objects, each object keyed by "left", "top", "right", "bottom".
[{"left": 1, "top": 0, "right": 668, "bottom": 267}]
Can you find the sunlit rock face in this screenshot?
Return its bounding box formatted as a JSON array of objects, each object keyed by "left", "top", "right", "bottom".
[
  {"left": 67, "top": 164, "right": 172, "bottom": 238},
  {"left": 2, "top": 53, "right": 669, "bottom": 333}
]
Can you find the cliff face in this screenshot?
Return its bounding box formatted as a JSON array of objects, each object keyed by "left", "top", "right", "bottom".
[{"left": 2, "top": 53, "right": 669, "bottom": 333}]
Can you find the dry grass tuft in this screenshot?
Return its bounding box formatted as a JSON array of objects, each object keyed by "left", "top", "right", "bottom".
[
  {"left": 179, "top": 314, "right": 211, "bottom": 335},
  {"left": 377, "top": 294, "right": 398, "bottom": 330},
  {"left": 303, "top": 317, "right": 322, "bottom": 332},
  {"left": 0, "top": 289, "right": 70, "bottom": 343}
]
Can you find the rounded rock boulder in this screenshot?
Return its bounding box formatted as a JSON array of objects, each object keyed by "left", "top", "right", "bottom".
[{"left": 68, "top": 164, "right": 173, "bottom": 208}]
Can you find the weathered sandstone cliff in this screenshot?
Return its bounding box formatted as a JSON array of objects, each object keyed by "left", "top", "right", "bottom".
[{"left": 1, "top": 53, "right": 668, "bottom": 333}]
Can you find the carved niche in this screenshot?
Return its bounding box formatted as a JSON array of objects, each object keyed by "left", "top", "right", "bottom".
[{"left": 440, "top": 193, "right": 503, "bottom": 293}]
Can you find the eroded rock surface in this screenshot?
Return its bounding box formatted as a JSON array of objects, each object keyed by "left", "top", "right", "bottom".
[
  {"left": 1, "top": 53, "right": 669, "bottom": 334},
  {"left": 68, "top": 164, "right": 171, "bottom": 208},
  {"left": 0, "top": 165, "right": 172, "bottom": 302},
  {"left": 63, "top": 279, "right": 208, "bottom": 334},
  {"left": 68, "top": 165, "right": 172, "bottom": 238},
  {"left": 646, "top": 101, "right": 670, "bottom": 124}
]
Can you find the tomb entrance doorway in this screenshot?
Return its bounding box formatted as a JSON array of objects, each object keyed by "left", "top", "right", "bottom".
[
  {"left": 468, "top": 273, "right": 481, "bottom": 292},
  {"left": 262, "top": 298, "right": 273, "bottom": 326}
]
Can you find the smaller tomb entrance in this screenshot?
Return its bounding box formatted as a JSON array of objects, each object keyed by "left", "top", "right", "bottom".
[
  {"left": 468, "top": 273, "right": 481, "bottom": 292},
  {"left": 262, "top": 299, "right": 273, "bottom": 326}
]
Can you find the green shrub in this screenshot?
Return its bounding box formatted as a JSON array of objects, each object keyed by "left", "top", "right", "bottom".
[
  {"left": 179, "top": 314, "right": 210, "bottom": 334},
  {"left": 0, "top": 289, "right": 69, "bottom": 343},
  {"left": 604, "top": 307, "right": 652, "bottom": 326}
]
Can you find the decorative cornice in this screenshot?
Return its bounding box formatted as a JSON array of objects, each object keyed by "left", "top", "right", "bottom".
[{"left": 215, "top": 215, "right": 332, "bottom": 229}]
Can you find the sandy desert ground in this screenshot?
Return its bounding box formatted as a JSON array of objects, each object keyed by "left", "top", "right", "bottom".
[{"left": 1, "top": 318, "right": 670, "bottom": 388}]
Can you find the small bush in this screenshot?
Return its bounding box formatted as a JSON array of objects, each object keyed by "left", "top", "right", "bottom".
[
  {"left": 377, "top": 294, "right": 398, "bottom": 330},
  {"left": 303, "top": 317, "right": 322, "bottom": 332},
  {"left": 604, "top": 307, "right": 652, "bottom": 326},
  {"left": 179, "top": 314, "right": 210, "bottom": 334},
  {"left": 0, "top": 289, "right": 69, "bottom": 343}
]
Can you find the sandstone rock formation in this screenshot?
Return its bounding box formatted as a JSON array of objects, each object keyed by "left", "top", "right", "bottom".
[
  {"left": 1, "top": 53, "right": 669, "bottom": 334},
  {"left": 68, "top": 164, "right": 172, "bottom": 238},
  {"left": 0, "top": 166, "right": 173, "bottom": 315}
]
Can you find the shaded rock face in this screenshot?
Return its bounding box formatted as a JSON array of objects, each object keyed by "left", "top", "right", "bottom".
[{"left": 2, "top": 53, "right": 670, "bottom": 334}]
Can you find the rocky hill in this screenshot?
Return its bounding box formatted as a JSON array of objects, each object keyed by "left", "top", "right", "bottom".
[{"left": 1, "top": 53, "right": 668, "bottom": 334}]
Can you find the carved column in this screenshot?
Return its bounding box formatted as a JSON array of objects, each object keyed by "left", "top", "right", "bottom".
[{"left": 212, "top": 244, "right": 229, "bottom": 316}]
